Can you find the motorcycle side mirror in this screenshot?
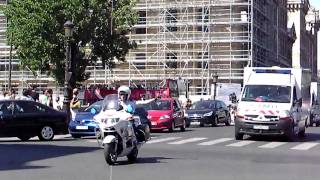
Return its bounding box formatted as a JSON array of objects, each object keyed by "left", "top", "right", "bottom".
[
  {"left": 126, "top": 105, "right": 134, "bottom": 114},
  {"left": 90, "top": 108, "right": 97, "bottom": 115}
]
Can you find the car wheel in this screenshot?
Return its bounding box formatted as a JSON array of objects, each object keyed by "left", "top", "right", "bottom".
[
  {"left": 18, "top": 136, "right": 31, "bottom": 141},
  {"left": 235, "top": 128, "right": 243, "bottom": 140},
  {"left": 199, "top": 123, "right": 204, "bottom": 127},
  {"left": 38, "top": 125, "right": 55, "bottom": 141},
  {"left": 298, "top": 127, "right": 306, "bottom": 138},
  {"left": 225, "top": 114, "right": 231, "bottom": 126},
  {"left": 212, "top": 116, "right": 218, "bottom": 127},
  {"left": 168, "top": 120, "right": 175, "bottom": 132},
  {"left": 235, "top": 132, "right": 243, "bottom": 140},
  {"left": 71, "top": 134, "right": 81, "bottom": 138},
  {"left": 180, "top": 119, "right": 186, "bottom": 132},
  {"left": 285, "top": 124, "right": 295, "bottom": 142},
  {"left": 310, "top": 117, "right": 314, "bottom": 127},
  {"left": 316, "top": 122, "right": 320, "bottom": 127}
]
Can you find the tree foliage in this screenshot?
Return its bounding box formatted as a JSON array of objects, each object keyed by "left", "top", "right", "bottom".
[{"left": 4, "top": 0, "right": 137, "bottom": 87}]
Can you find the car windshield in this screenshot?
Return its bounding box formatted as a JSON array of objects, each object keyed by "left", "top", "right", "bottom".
[
  {"left": 190, "top": 101, "right": 213, "bottom": 110},
  {"left": 84, "top": 100, "right": 103, "bottom": 113},
  {"left": 137, "top": 101, "right": 154, "bottom": 111},
  {"left": 241, "top": 85, "right": 291, "bottom": 103},
  {"left": 150, "top": 100, "right": 171, "bottom": 110}
]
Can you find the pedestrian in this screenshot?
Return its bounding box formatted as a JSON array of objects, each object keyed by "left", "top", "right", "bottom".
[
  {"left": 54, "top": 96, "right": 62, "bottom": 111},
  {"left": 41, "top": 89, "right": 53, "bottom": 107},
  {"left": 19, "top": 89, "right": 34, "bottom": 101},
  {"left": 9, "top": 89, "right": 16, "bottom": 100},
  {"left": 70, "top": 88, "right": 81, "bottom": 109},
  {"left": 30, "top": 86, "right": 40, "bottom": 102},
  {"left": 70, "top": 88, "right": 81, "bottom": 119}
]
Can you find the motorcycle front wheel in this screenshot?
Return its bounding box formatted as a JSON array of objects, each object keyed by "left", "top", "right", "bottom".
[{"left": 104, "top": 143, "right": 117, "bottom": 165}]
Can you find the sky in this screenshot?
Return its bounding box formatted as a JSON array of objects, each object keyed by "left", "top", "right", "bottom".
[{"left": 310, "top": 0, "right": 320, "bottom": 9}]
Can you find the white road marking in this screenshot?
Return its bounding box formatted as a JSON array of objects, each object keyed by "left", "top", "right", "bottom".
[
  {"left": 226, "top": 140, "right": 255, "bottom": 147},
  {"left": 146, "top": 137, "right": 182, "bottom": 144},
  {"left": 290, "top": 143, "right": 319, "bottom": 150},
  {"left": 198, "top": 138, "right": 233, "bottom": 146},
  {"left": 168, "top": 137, "right": 207, "bottom": 145},
  {"left": 259, "top": 142, "right": 287, "bottom": 149}
]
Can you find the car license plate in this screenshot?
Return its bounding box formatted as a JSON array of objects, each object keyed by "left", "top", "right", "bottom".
[
  {"left": 191, "top": 122, "right": 200, "bottom": 125},
  {"left": 76, "top": 126, "right": 88, "bottom": 130},
  {"left": 151, "top": 121, "right": 157, "bottom": 126},
  {"left": 253, "top": 125, "right": 269, "bottom": 130}
]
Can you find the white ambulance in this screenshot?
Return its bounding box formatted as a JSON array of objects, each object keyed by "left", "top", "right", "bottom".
[{"left": 235, "top": 67, "right": 311, "bottom": 141}]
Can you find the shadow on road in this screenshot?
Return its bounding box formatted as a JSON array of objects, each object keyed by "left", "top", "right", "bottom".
[
  {"left": 112, "top": 156, "right": 174, "bottom": 166},
  {"left": 0, "top": 144, "right": 100, "bottom": 171}
]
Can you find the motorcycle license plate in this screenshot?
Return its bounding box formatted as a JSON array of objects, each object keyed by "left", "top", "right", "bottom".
[
  {"left": 151, "top": 121, "right": 157, "bottom": 126},
  {"left": 76, "top": 126, "right": 88, "bottom": 130},
  {"left": 253, "top": 125, "right": 269, "bottom": 130}
]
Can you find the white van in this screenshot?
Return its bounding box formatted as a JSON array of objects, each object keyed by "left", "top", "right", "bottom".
[{"left": 235, "top": 67, "right": 311, "bottom": 140}]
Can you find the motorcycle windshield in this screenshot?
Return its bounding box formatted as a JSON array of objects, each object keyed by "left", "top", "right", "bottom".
[{"left": 102, "top": 94, "right": 120, "bottom": 111}]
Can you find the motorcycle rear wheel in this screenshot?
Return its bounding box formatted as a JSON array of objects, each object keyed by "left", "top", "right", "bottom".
[
  {"left": 127, "top": 147, "right": 139, "bottom": 163},
  {"left": 104, "top": 143, "right": 117, "bottom": 165}
]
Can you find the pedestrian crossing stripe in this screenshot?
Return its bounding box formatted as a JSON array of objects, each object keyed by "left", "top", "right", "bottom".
[
  {"left": 226, "top": 140, "right": 255, "bottom": 147},
  {"left": 198, "top": 138, "right": 233, "bottom": 146},
  {"left": 259, "top": 142, "right": 287, "bottom": 149},
  {"left": 290, "top": 143, "right": 319, "bottom": 150},
  {"left": 147, "top": 137, "right": 182, "bottom": 144},
  {"left": 168, "top": 137, "right": 207, "bottom": 145}
]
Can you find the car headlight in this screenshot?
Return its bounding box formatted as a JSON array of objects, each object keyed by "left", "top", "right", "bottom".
[
  {"left": 160, "top": 115, "right": 171, "bottom": 120},
  {"left": 203, "top": 111, "right": 213, "bottom": 117}
]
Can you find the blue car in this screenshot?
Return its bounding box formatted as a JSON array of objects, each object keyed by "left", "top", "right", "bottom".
[{"left": 69, "top": 100, "right": 102, "bottom": 138}]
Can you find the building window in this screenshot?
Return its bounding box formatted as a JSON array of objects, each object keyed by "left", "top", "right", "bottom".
[
  {"left": 135, "top": 53, "right": 146, "bottom": 69},
  {"left": 166, "top": 52, "right": 177, "bottom": 69},
  {"left": 136, "top": 28, "right": 146, "bottom": 34},
  {"left": 167, "top": 26, "right": 178, "bottom": 32},
  {"left": 138, "top": 11, "right": 146, "bottom": 24},
  {"left": 166, "top": 9, "right": 177, "bottom": 23}
]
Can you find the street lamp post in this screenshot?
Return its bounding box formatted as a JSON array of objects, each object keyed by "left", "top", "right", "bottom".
[
  {"left": 63, "top": 20, "right": 74, "bottom": 123},
  {"left": 212, "top": 72, "right": 219, "bottom": 100}
]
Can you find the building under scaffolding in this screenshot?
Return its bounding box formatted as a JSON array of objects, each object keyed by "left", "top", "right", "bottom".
[
  {"left": 0, "top": 0, "right": 318, "bottom": 96},
  {"left": 111, "top": 0, "right": 292, "bottom": 95}
]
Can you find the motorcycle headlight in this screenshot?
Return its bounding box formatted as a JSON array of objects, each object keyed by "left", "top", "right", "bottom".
[
  {"left": 185, "top": 113, "right": 188, "bottom": 117},
  {"left": 101, "top": 118, "right": 120, "bottom": 124},
  {"left": 203, "top": 111, "right": 213, "bottom": 117},
  {"left": 160, "top": 115, "right": 171, "bottom": 120}
]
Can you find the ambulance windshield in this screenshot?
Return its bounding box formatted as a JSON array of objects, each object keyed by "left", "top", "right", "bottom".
[{"left": 241, "top": 85, "right": 291, "bottom": 103}]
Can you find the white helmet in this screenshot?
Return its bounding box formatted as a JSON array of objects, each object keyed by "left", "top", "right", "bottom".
[{"left": 118, "top": 85, "right": 131, "bottom": 100}]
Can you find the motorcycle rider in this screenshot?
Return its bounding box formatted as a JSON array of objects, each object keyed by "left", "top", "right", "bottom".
[
  {"left": 117, "top": 86, "right": 141, "bottom": 139},
  {"left": 118, "top": 85, "right": 136, "bottom": 114}
]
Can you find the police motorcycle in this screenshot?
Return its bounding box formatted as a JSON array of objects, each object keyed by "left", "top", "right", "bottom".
[{"left": 94, "top": 94, "right": 147, "bottom": 165}]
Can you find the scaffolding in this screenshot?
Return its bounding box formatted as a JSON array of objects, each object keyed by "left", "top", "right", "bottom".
[
  {"left": 0, "top": 0, "right": 293, "bottom": 95},
  {"left": 113, "top": 0, "right": 291, "bottom": 95}
]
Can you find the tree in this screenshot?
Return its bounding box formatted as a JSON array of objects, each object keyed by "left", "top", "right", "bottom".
[{"left": 4, "top": 0, "right": 137, "bottom": 88}]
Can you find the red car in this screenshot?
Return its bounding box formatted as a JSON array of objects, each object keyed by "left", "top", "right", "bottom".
[{"left": 146, "top": 98, "right": 186, "bottom": 132}]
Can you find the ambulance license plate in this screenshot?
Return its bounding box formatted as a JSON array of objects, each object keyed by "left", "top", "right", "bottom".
[{"left": 253, "top": 125, "right": 269, "bottom": 130}]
